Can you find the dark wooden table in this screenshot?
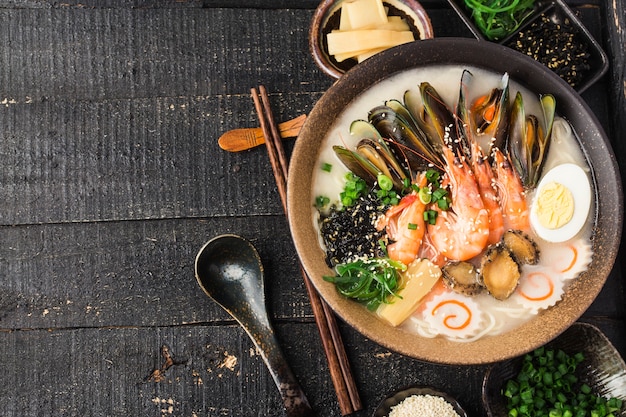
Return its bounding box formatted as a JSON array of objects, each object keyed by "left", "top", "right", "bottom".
[{"left": 0, "top": 1, "right": 624, "bottom": 416}]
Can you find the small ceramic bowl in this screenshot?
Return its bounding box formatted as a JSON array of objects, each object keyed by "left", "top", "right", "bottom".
[
  {"left": 309, "top": 0, "right": 434, "bottom": 79},
  {"left": 446, "top": 0, "right": 608, "bottom": 92},
  {"left": 372, "top": 385, "right": 469, "bottom": 417},
  {"left": 482, "top": 322, "right": 626, "bottom": 417}
]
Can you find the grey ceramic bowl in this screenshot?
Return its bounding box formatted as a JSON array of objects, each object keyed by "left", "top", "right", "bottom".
[
  {"left": 483, "top": 322, "right": 626, "bottom": 416},
  {"left": 287, "top": 38, "right": 622, "bottom": 364},
  {"left": 373, "top": 386, "right": 468, "bottom": 417},
  {"left": 309, "top": 0, "right": 434, "bottom": 79}
]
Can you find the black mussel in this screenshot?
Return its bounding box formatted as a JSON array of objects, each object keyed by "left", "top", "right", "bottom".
[
  {"left": 403, "top": 89, "right": 448, "bottom": 164},
  {"left": 368, "top": 105, "right": 438, "bottom": 173},
  {"left": 385, "top": 99, "right": 443, "bottom": 166},
  {"left": 349, "top": 118, "right": 384, "bottom": 142},
  {"left": 356, "top": 138, "right": 408, "bottom": 190},
  {"left": 333, "top": 145, "right": 380, "bottom": 186},
  {"left": 470, "top": 73, "right": 510, "bottom": 153},
  {"left": 507, "top": 92, "right": 555, "bottom": 188},
  {"left": 455, "top": 69, "right": 476, "bottom": 160},
  {"left": 420, "top": 82, "right": 464, "bottom": 155},
  {"left": 331, "top": 119, "right": 410, "bottom": 191}
]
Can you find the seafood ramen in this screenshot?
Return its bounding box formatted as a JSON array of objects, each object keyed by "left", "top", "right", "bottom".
[{"left": 312, "top": 66, "right": 593, "bottom": 342}]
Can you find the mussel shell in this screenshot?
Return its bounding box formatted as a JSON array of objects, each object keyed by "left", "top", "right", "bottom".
[
  {"left": 385, "top": 99, "right": 442, "bottom": 165},
  {"left": 368, "top": 105, "right": 437, "bottom": 173},
  {"left": 508, "top": 92, "right": 531, "bottom": 186},
  {"left": 350, "top": 119, "right": 409, "bottom": 186},
  {"left": 333, "top": 145, "right": 379, "bottom": 186},
  {"left": 350, "top": 119, "right": 383, "bottom": 142},
  {"left": 420, "top": 82, "right": 464, "bottom": 155},
  {"left": 507, "top": 92, "right": 555, "bottom": 188},
  {"left": 356, "top": 138, "right": 407, "bottom": 190},
  {"left": 455, "top": 69, "right": 476, "bottom": 161},
  {"left": 470, "top": 73, "right": 510, "bottom": 152}
]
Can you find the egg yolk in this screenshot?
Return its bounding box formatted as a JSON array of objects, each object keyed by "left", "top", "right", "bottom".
[{"left": 535, "top": 181, "right": 574, "bottom": 229}]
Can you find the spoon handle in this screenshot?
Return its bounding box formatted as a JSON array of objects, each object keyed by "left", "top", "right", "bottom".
[
  {"left": 217, "top": 114, "right": 306, "bottom": 152},
  {"left": 245, "top": 322, "right": 314, "bottom": 417}
]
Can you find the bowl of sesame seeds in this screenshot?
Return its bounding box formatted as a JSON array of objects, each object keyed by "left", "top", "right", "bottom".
[
  {"left": 446, "top": 0, "right": 608, "bottom": 92},
  {"left": 373, "top": 385, "right": 468, "bottom": 417}
]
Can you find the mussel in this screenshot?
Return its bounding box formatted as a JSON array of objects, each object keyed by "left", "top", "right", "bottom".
[
  {"left": 333, "top": 120, "right": 409, "bottom": 191},
  {"left": 368, "top": 105, "right": 440, "bottom": 173},
  {"left": 385, "top": 99, "right": 442, "bottom": 166},
  {"left": 507, "top": 92, "right": 556, "bottom": 188},
  {"left": 469, "top": 73, "right": 510, "bottom": 152},
  {"left": 419, "top": 82, "right": 463, "bottom": 154}
]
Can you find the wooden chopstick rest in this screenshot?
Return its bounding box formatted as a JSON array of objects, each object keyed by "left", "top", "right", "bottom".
[{"left": 218, "top": 114, "right": 306, "bottom": 152}]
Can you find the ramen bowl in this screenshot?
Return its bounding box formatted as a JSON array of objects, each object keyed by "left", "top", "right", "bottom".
[
  {"left": 287, "top": 38, "right": 622, "bottom": 365},
  {"left": 309, "top": 0, "right": 434, "bottom": 79}
]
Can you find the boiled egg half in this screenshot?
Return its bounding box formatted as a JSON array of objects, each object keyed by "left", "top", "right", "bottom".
[{"left": 529, "top": 163, "right": 592, "bottom": 243}]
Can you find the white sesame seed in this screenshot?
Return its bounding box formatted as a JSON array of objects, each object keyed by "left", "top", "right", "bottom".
[{"left": 388, "top": 394, "right": 461, "bottom": 417}]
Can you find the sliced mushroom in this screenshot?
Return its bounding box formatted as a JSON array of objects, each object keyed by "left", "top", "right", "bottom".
[
  {"left": 442, "top": 261, "right": 484, "bottom": 296},
  {"left": 480, "top": 244, "right": 521, "bottom": 300},
  {"left": 503, "top": 229, "right": 540, "bottom": 265}
]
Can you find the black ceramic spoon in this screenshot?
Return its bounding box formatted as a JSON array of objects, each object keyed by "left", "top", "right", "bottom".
[{"left": 194, "top": 234, "right": 314, "bottom": 417}]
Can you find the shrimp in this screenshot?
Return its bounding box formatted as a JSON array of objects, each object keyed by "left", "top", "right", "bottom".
[
  {"left": 469, "top": 142, "right": 504, "bottom": 245},
  {"left": 377, "top": 174, "right": 427, "bottom": 265},
  {"left": 427, "top": 147, "right": 490, "bottom": 261},
  {"left": 493, "top": 148, "right": 530, "bottom": 231}
]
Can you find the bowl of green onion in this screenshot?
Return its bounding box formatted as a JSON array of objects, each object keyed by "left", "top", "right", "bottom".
[{"left": 482, "top": 322, "right": 626, "bottom": 417}]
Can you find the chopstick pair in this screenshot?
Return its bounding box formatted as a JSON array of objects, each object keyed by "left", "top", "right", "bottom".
[{"left": 251, "top": 85, "right": 362, "bottom": 416}]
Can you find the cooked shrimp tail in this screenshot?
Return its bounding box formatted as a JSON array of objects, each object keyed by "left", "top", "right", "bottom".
[
  {"left": 470, "top": 142, "right": 505, "bottom": 244},
  {"left": 379, "top": 174, "right": 428, "bottom": 265},
  {"left": 493, "top": 148, "right": 530, "bottom": 231},
  {"left": 427, "top": 146, "right": 490, "bottom": 261}
]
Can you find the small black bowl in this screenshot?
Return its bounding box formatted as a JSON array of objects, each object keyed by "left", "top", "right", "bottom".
[
  {"left": 372, "top": 385, "right": 468, "bottom": 417},
  {"left": 446, "top": 0, "right": 608, "bottom": 92},
  {"left": 482, "top": 322, "right": 626, "bottom": 417}
]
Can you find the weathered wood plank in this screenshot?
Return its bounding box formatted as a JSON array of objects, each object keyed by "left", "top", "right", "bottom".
[
  {"left": 0, "top": 324, "right": 491, "bottom": 417},
  {"left": 1, "top": 319, "right": 622, "bottom": 417},
  {"left": 0, "top": 216, "right": 318, "bottom": 329},
  {"left": 0, "top": 91, "right": 321, "bottom": 224}
]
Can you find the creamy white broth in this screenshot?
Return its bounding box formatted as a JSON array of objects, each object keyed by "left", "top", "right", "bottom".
[{"left": 312, "top": 65, "right": 594, "bottom": 341}]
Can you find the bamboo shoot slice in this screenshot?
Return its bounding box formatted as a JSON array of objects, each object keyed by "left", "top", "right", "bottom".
[
  {"left": 327, "top": 29, "right": 414, "bottom": 55},
  {"left": 342, "top": 0, "right": 388, "bottom": 30},
  {"left": 377, "top": 258, "right": 441, "bottom": 327}
]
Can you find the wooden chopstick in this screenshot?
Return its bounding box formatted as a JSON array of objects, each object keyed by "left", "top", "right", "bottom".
[{"left": 251, "top": 86, "right": 362, "bottom": 415}]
